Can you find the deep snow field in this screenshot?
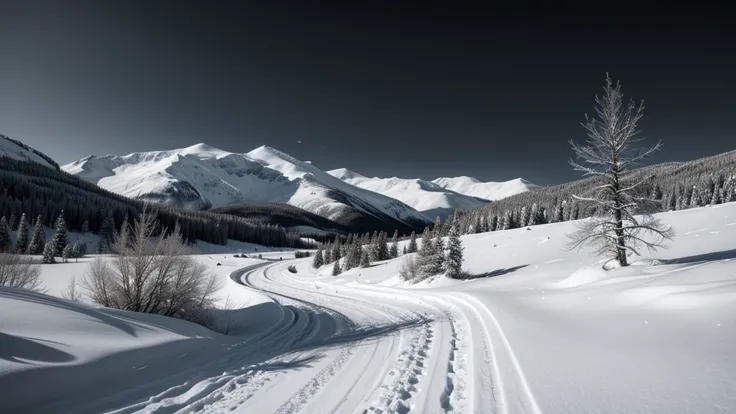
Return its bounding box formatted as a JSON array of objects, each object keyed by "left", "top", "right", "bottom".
[{"left": 2, "top": 203, "right": 736, "bottom": 413}]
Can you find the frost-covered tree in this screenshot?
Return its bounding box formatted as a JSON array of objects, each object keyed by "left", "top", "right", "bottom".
[
  {"left": 567, "top": 75, "right": 674, "bottom": 267},
  {"left": 42, "top": 242, "right": 56, "bottom": 264},
  {"left": 389, "top": 230, "right": 399, "bottom": 258},
  {"left": 0, "top": 217, "right": 10, "bottom": 252},
  {"left": 62, "top": 243, "right": 74, "bottom": 263},
  {"left": 332, "top": 242, "right": 341, "bottom": 262},
  {"left": 15, "top": 213, "right": 29, "bottom": 254},
  {"left": 332, "top": 259, "right": 341, "bottom": 276},
  {"left": 312, "top": 248, "right": 324, "bottom": 268},
  {"left": 407, "top": 231, "right": 418, "bottom": 253},
  {"left": 359, "top": 248, "right": 371, "bottom": 268},
  {"left": 72, "top": 239, "right": 86, "bottom": 260},
  {"left": 444, "top": 216, "right": 464, "bottom": 279},
  {"left": 51, "top": 211, "right": 69, "bottom": 256},
  {"left": 519, "top": 206, "right": 530, "bottom": 227},
  {"left": 27, "top": 215, "right": 45, "bottom": 255},
  {"left": 374, "top": 231, "right": 389, "bottom": 261}
]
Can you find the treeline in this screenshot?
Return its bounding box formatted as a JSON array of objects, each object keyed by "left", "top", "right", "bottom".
[
  {"left": 453, "top": 150, "right": 736, "bottom": 236},
  {"left": 311, "top": 215, "right": 465, "bottom": 281},
  {"left": 0, "top": 156, "right": 313, "bottom": 249}
]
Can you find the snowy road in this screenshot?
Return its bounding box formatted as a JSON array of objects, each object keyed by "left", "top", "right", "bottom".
[
  {"left": 202, "top": 260, "right": 544, "bottom": 414},
  {"left": 116, "top": 259, "right": 526, "bottom": 414}
]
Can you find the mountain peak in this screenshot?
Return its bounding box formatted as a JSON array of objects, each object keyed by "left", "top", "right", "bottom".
[{"left": 327, "top": 168, "right": 367, "bottom": 180}]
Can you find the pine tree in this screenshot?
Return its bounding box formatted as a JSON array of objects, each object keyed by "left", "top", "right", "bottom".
[
  {"left": 403, "top": 246, "right": 408, "bottom": 255},
  {"left": 15, "top": 213, "right": 29, "bottom": 253},
  {"left": 62, "top": 244, "right": 74, "bottom": 262},
  {"left": 444, "top": 216, "right": 464, "bottom": 279},
  {"left": 408, "top": 231, "right": 418, "bottom": 253},
  {"left": 8, "top": 213, "right": 16, "bottom": 232},
  {"left": 389, "top": 230, "right": 399, "bottom": 258},
  {"left": 332, "top": 242, "right": 341, "bottom": 262},
  {"left": 27, "top": 215, "right": 45, "bottom": 255},
  {"left": 80, "top": 220, "right": 89, "bottom": 234},
  {"left": 324, "top": 247, "right": 332, "bottom": 264},
  {"left": 375, "top": 231, "right": 389, "bottom": 261},
  {"left": 312, "top": 248, "right": 324, "bottom": 268},
  {"left": 72, "top": 239, "right": 86, "bottom": 260},
  {"left": 519, "top": 206, "right": 530, "bottom": 227},
  {"left": 528, "top": 203, "right": 539, "bottom": 226},
  {"left": 0, "top": 217, "right": 10, "bottom": 252},
  {"left": 42, "top": 242, "right": 56, "bottom": 264},
  {"left": 360, "top": 248, "right": 371, "bottom": 268},
  {"left": 51, "top": 211, "right": 69, "bottom": 256},
  {"left": 332, "top": 259, "right": 342, "bottom": 276},
  {"left": 98, "top": 215, "right": 115, "bottom": 253}
]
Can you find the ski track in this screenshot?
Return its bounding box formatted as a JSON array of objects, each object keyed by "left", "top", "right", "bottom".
[{"left": 107, "top": 260, "right": 534, "bottom": 414}]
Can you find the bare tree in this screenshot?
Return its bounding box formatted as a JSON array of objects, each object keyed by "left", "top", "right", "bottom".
[
  {"left": 62, "top": 276, "right": 84, "bottom": 302},
  {"left": 0, "top": 253, "right": 43, "bottom": 291},
  {"left": 82, "top": 210, "right": 222, "bottom": 324},
  {"left": 567, "top": 75, "right": 674, "bottom": 267}
]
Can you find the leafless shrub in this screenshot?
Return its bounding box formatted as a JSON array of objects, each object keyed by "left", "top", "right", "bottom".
[
  {"left": 62, "top": 276, "right": 84, "bottom": 302},
  {"left": 398, "top": 254, "right": 421, "bottom": 282},
  {"left": 0, "top": 253, "right": 43, "bottom": 292},
  {"left": 82, "top": 210, "right": 222, "bottom": 325}
]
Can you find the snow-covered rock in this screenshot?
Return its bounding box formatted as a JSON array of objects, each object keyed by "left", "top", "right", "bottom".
[{"left": 63, "top": 144, "right": 431, "bottom": 232}]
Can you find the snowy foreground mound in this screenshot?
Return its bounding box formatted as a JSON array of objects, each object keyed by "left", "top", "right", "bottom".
[{"left": 3, "top": 204, "right": 736, "bottom": 413}]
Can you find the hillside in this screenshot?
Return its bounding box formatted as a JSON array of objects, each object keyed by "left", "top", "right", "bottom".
[
  {"left": 64, "top": 144, "right": 431, "bottom": 234},
  {"left": 0, "top": 140, "right": 310, "bottom": 249},
  {"left": 456, "top": 149, "right": 736, "bottom": 234},
  {"left": 432, "top": 176, "right": 540, "bottom": 201},
  {"left": 211, "top": 202, "right": 349, "bottom": 238}
]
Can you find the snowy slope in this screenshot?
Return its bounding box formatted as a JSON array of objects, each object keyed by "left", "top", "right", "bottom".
[
  {"left": 0, "top": 134, "right": 59, "bottom": 169},
  {"left": 63, "top": 144, "right": 431, "bottom": 232},
  {"left": 328, "top": 168, "right": 490, "bottom": 220},
  {"left": 432, "top": 175, "right": 539, "bottom": 201},
  {"left": 3, "top": 203, "right": 736, "bottom": 413}
]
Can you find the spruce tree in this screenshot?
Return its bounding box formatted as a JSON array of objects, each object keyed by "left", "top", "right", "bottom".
[
  {"left": 8, "top": 213, "right": 16, "bottom": 232},
  {"left": 27, "top": 215, "right": 45, "bottom": 255},
  {"left": 0, "top": 217, "right": 10, "bottom": 252},
  {"left": 73, "top": 239, "right": 86, "bottom": 260},
  {"left": 42, "top": 242, "right": 56, "bottom": 264},
  {"left": 332, "top": 259, "right": 342, "bottom": 276},
  {"left": 51, "top": 211, "right": 69, "bottom": 256},
  {"left": 375, "top": 231, "right": 389, "bottom": 261},
  {"left": 312, "top": 248, "right": 324, "bottom": 268},
  {"left": 15, "top": 213, "right": 29, "bottom": 253},
  {"left": 359, "top": 248, "right": 370, "bottom": 268},
  {"left": 444, "top": 216, "right": 464, "bottom": 279},
  {"left": 332, "top": 242, "right": 341, "bottom": 262},
  {"left": 408, "top": 231, "right": 418, "bottom": 253},
  {"left": 62, "top": 244, "right": 74, "bottom": 263},
  {"left": 324, "top": 247, "right": 332, "bottom": 264},
  {"left": 389, "top": 230, "right": 399, "bottom": 258},
  {"left": 98, "top": 215, "right": 115, "bottom": 253},
  {"left": 81, "top": 220, "right": 89, "bottom": 234}
]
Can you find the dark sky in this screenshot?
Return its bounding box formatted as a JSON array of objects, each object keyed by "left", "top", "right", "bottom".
[{"left": 1, "top": 1, "right": 735, "bottom": 185}]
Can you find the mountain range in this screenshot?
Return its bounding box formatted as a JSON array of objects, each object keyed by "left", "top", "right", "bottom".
[{"left": 62, "top": 143, "right": 536, "bottom": 231}]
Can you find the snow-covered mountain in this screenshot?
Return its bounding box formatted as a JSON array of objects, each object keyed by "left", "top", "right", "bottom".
[
  {"left": 63, "top": 144, "right": 431, "bottom": 234},
  {"left": 0, "top": 134, "right": 59, "bottom": 170},
  {"left": 432, "top": 176, "right": 539, "bottom": 201},
  {"left": 328, "top": 168, "right": 491, "bottom": 220}
]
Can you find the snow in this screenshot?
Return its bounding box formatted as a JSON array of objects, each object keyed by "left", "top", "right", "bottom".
[
  {"left": 432, "top": 176, "right": 539, "bottom": 201},
  {"left": 0, "top": 134, "right": 58, "bottom": 169},
  {"left": 328, "top": 169, "right": 489, "bottom": 219},
  {"left": 3, "top": 203, "right": 736, "bottom": 413},
  {"left": 62, "top": 143, "right": 431, "bottom": 227}
]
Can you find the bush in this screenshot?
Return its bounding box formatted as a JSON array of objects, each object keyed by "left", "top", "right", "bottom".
[
  {"left": 0, "top": 253, "right": 43, "bottom": 291},
  {"left": 398, "top": 254, "right": 421, "bottom": 282},
  {"left": 287, "top": 265, "right": 297, "bottom": 273},
  {"left": 294, "top": 251, "right": 311, "bottom": 259},
  {"left": 82, "top": 211, "right": 222, "bottom": 325}
]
